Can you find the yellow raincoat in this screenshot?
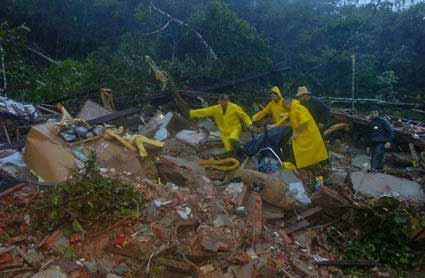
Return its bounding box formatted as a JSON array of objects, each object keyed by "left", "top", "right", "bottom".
[
  {"left": 190, "top": 102, "right": 252, "bottom": 151},
  {"left": 252, "top": 86, "right": 287, "bottom": 124},
  {"left": 277, "top": 100, "right": 328, "bottom": 169}
]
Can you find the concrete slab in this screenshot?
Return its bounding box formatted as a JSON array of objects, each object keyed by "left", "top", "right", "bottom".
[{"left": 351, "top": 171, "right": 425, "bottom": 202}]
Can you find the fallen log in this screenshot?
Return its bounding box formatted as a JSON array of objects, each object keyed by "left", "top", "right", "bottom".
[
  {"left": 87, "top": 107, "right": 143, "bottom": 125},
  {"left": 331, "top": 111, "right": 425, "bottom": 150},
  {"left": 315, "top": 260, "right": 381, "bottom": 267},
  {"left": 322, "top": 97, "right": 421, "bottom": 108},
  {"left": 194, "top": 66, "right": 291, "bottom": 92},
  {"left": 0, "top": 183, "right": 25, "bottom": 199}
]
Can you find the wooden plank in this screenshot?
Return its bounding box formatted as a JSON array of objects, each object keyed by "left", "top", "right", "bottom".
[
  {"left": 87, "top": 107, "right": 143, "bottom": 125},
  {"left": 409, "top": 143, "right": 419, "bottom": 162},
  {"left": 284, "top": 220, "right": 311, "bottom": 234},
  {"left": 0, "top": 183, "right": 25, "bottom": 199}
]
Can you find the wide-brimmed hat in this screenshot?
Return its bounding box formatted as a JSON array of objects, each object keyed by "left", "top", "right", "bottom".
[{"left": 295, "top": 86, "right": 311, "bottom": 98}]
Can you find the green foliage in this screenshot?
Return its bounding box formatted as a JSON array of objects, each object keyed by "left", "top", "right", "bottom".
[
  {"left": 1, "top": 0, "right": 425, "bottom": 104},
  {"left": 31, "top": 152, "right": 145, "bottom": 233},
  {"left": 32, "top": 60, "right": 84, "bottom": 102},
  {"left": 343, "top": 199, "right": 425, "bottom": 268},
  {"left": 184, "top": 0, "right": 271, "bottom": 79},
  {"left": 376, "top": 71, "right": 399, "bottom": 100}
]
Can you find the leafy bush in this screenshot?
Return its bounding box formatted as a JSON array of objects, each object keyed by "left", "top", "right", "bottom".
[
  {"left": 343, "top": 199, "right": 425, "bottom": 268},
  {"left": 31, "top": 152, "right": 145, "bottom": 233}
]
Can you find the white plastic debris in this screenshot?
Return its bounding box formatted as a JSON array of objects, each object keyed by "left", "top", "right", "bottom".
[
  {"left": 0, "top": 96, "right": 40, "bottom": 120},
  {"left": 0, "top": 151, "right": 26, "bottom": 168},
  {"left": 288, "top": 182, "right": 311, "bottom": 205},
  {"left": 176, "top": 129, "right": 207, "bottom": 145},
  {"left": 176, "top": 206, "right": 192, "bottom": 220}
]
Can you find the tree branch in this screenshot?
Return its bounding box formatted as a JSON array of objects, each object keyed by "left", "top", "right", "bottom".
[
  {"left": 0, "top": 42, "right": 6, "bottom": 95},
  {"left": 150, "top": 2, "right": 218, "bottom": 60},
  {"left": 27, "top": 47, "right": 61, "bottom": 65},
  {"left": 144, "top": 20, "right": 171, "bottom": 36}
]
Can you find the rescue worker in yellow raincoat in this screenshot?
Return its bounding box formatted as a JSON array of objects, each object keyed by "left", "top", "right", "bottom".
[
  {"left": 252, "top": 86, "right": 287, "bottom": 124},
  {"left": 190, "top": 95, "right": 253, "bottom": 153},
  {"left": 272, "top": 97, "right": 328, "bottom": 169}
]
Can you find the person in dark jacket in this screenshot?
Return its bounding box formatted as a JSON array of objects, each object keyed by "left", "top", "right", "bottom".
[
  {"left": 369, "top": 106, "right": 395, "bottom": 172},
  {"left": 295, "top": 86, "right": 330, "bottom": 129}
]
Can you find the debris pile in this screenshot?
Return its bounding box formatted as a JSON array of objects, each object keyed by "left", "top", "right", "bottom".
[{"left": 0, "top": 94, "right": 424, "bottom": 278}]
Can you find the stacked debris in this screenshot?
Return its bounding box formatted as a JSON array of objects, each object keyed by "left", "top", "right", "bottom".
[
  {"left": 0, "top": 96, "right": 41, "bottom": 121},
  {"left": 0, "top": 93, "right": 425, "bottom": 278}
]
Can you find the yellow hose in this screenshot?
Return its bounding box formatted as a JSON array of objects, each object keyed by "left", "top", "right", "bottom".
[{"left": 197, "top": 158, "right": 240, "bottom": 171}]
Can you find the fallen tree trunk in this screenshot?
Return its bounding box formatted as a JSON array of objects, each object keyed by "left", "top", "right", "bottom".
[
  {"left": 331, "top": 111, "right": 425, "bottom": 150},
  {"left": 194, "top": 66, "right": 290, "bottom": 92},
  {"left": 322, "top": 97, "right": 421, "bottom": 109},
  {"left": 87, "top": 107, "right": 143, "bottom": 125},
  {"left": 145, "top": 56, "right": 190, "bottom": 118}
]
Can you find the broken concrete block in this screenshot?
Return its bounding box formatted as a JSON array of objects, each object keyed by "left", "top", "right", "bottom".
[
  {"left": 330, "top": 171, "right": 348, "bottom": 186},
  {"left": 77, "top": 100, "right": 111, "bottom": 121},
  {"left": 311, "top": 186, "right": 349, "bottom": 208},
  {"left": 261, "top": 203, "right": 285, "bottom": 221},
  {"left": 213, "top": 214, "right": 233, "bottom": 227},
  {"left": 351, "top": 154, "right": 370, "bottom": 170},
  {"left": 199, "top": 226, "right": 237, "bottom": 252},
  {"left": 351, "top": 171, "right": 425, "bottom": 202},
  {"left": 31, "top": 267, "right": 68, "bottom": 278},
  {"left": 292, "top": 257, "right": 316, "bottom": 277},
  {"left": 157, "top": 155, "right": 207, "bottom": 187},
  {"left": 224, "top": 182, "right": 247, "bottom": 207},
  {"left": 229, "top": 263, "right": 254, "bottom": 278},
  {"left": 245, "top": 192, "right": 263, "bottom": 239}
]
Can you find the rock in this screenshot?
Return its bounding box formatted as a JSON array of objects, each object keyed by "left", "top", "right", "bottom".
[
  {"left": 25, "top": 249, "right": 44, "bottom": 266},
  {"left": 106, "top": 274, "right": 122, "bottom": 278},
  {"left": 112, "top": 263, "right": 129, "bottom": 275},
  {"left": 83, "top": 261, "right": 97, "bottom": 274},
  {"left": 292, "top": 257, "right": 316, "bottom": 277},
  {"left": 31, "top": 267, "right": 68, "bottom": 278},
  {"left": 229, "top": 263, "right": 254, "bottom": 278},
  {"left": 97, "top": 258, "right": 115, "bottom": 276},
  {"left": 234, "top": 206, "right": 247, "bottom": 217},
  {"left": 200, "top": 226, "right": 237, "bottom": 252},
  {"left": 200, "top": 264, "right": 215, "bottom": 273},
  {"left": 351, "top": 171, "right": 425, "bottom": 202},
  {"left": 157, "top": 155, "right": 207, "bottom": 187},
  {"left": 351, "top": 154, "right": 370, "bottom": 170},
  {"left": 213, "top": 214, "right": 233, "bottom": 227},
  {"left": 224, "top": 182, "right": 247, "bottom": 207},
  {"left": 161, "top": 138, "right": 200, "bottom": 161}
]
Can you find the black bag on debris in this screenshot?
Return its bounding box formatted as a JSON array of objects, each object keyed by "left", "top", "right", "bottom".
[{"left": 243, "top": 126, "right": 292, "bottom": 158}]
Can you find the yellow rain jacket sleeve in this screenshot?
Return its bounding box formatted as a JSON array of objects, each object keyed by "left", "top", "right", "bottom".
[
  {"left": 289, "top": 100, "right": 328, "bottom": 169},
  {"left": 190, "top": 102, "right": 252, "bottom": 151},
  {"left": 252, "top": 86, "right": 287, "bottom": 124}
]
